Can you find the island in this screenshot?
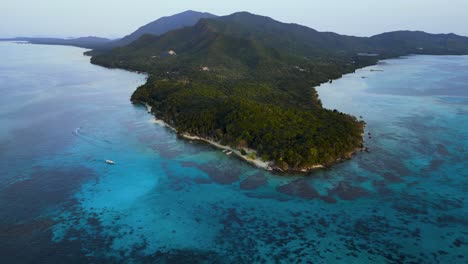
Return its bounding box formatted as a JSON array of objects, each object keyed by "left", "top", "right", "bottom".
[{"left": 89, "top": 12, "right": 468, "bottom": 172}]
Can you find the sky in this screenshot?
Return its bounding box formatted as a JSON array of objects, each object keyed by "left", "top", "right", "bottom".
[{"left": 2, "top": 0, "right": 468, "bottom": 38}]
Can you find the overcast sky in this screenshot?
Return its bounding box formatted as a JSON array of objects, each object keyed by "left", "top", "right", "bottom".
[{"left": 2, "top": 0, "right": 468, "bottom": 38}]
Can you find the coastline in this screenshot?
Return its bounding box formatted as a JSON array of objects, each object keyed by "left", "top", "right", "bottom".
[
  {"left": 180, "top": 133, "right": 273, "bottom": 171},
  {"left": 137, "top": 101, "right": 274, "bottom": 171},
  {"left": 21, "top": 38, "right": 367, "bottom": 174},
  {"left": 136, "top": 101, "right": 342, "bottom": 173},
  {"left": 86, "top": 45, "right": 373, "bottom": 174}
]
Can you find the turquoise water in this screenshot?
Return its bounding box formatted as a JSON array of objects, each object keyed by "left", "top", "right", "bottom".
[{"left": 0, "top": 42, "right": 466, "bottom": 263}]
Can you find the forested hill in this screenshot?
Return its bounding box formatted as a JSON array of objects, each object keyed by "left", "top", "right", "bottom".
[
  {"left": 370, "top": 30, "right": 468, "bottom": 55},
  {"left": 93, "top": 12, "right": 468, "bottom": 77},
  {"left": 110, "top": 10, "right": 217, "bottom": 47},
  {"left": 2, "top": 11, "right": 217, "bottom": 51},
  {"left": 91, "top": 12, "right": 468, "bottom": 172}
]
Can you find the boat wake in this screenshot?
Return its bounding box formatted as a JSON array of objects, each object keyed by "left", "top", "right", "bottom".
[{"left": 72, "top": 127, "right": 113, "bottom": 149}]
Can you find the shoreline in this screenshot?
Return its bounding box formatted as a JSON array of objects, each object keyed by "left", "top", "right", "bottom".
[
  {"left": 136, "top": 101, "right": 337, "bottom": 173},
  {"left": 180, "top": 133, "right": 273, "bottom": 171},
  {"left": 87, "top": 44, "right": 373, "bottom": 174},
  {"left": 137, "top": 101, "right": 274, "bottom": 170}
]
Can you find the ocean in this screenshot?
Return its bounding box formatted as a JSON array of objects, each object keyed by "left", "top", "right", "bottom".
[{"left": 0, "top": 42, "right": 466, "bottom": 263}]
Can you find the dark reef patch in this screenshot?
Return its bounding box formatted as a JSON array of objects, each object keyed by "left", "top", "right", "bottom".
[
  {"left": 149, "top": 142, "right": 183, "bottom": 159},
  {"left": 180, "top": 161, "right": 199, "bottom": 168},
  {"left": 356, "top": 155, "right": 410, "bottom": 176},
  {"left": 371, "top": 180, "right": 393, "bottom": 195},
  {"left": 382, "top": 172, "right": 405, "bottom": 183},
  {"left": 240, "top": 173, "right": 268, "bottom": 190},
  {"left": 383, "top": 158, "right": 412, "bottom": 176},
  {"left": 0, "top": 219, "right": 96, "bottom": 264},
  {"left": 436, "top": 215, "right": 468, "bottom": 227},
  {"left": 221, "top": 208, "right": 244, "bottom": 227},
  {"left": 436, "top": 144, "right": 450, "bottom": 156},
  {"left": 198, "top": 164, "right": 240, "bottom": 185},
  {"left": 276, "top": 179, "right": 320, "bottom": 199},
  {"left": 142, "top": 249, "right": 223, "bottom": 264},
  {"left": 329, "top": 181, "right": 370, "bottom": 200},
  {"left": 320, "top": 196, "right": 338, "bottom": 204},
  {"left": 425, "top": 159, "right": 444, "bottom": 172},
  {"left": 193, "top": 177, "right": 212, "bottom": 184},
  {"left": 0, "top": 166, "right": 95, "bottom": 222},
  {"left": 161, "top": 163, "right": 194, "bottom": 191},
  {"left": 167, "top": 175, "right": 193, "bottom": 191},
  {"left": 393, "top": 203, "right": 428, "bottom": 215},
  {"left": 245, "top": 192, "right": 291, "bottom": 201}
]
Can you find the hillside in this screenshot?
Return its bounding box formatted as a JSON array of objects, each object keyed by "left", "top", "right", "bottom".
[
  {"left": 370, "top": 31, "right": 468, "bottom": 55},
  {"left": 91, "top": 12, "right": 468, "bottom": 172},
  {"left": 2, "top": 11, "right": 217, "bottom": 51},
  {"left": 110, "top": 10, "right": 217, "bottom": 47}
]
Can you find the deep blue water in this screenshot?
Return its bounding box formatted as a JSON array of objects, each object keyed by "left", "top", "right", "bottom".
[{"left": 0, "top": 42, "right": 466, "bottom": 263}]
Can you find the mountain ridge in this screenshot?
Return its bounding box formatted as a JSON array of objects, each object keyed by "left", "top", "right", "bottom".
[
  {"left": 0, "top": 10, "right": 218, "bottom": 50},
  {"left": 110, "top": 10, "right": 217, "bottom": 47}
]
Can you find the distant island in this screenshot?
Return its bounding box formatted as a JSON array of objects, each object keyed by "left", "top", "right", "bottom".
[
  {"left": 0, "top": 36, "right": 113, "bottom": 49},
  {"left": 7, "top": 11, "right": 468, "bottom": 172}
]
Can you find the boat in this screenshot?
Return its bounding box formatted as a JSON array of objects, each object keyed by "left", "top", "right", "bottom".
[
  {"left": 222, "top": 149, "right": 228, "bottom": 153},
  {"left": 226, "top": 151, "right": 232, "bottom": 155},
  {"left": 105, "top": 160, "right": 115, "bottom": 165}
]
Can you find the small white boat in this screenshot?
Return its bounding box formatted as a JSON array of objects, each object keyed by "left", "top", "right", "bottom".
[
  {"left": 222, "top": 149, "right": 228, "bottom": 153},
  {"left": 226, "top": 151, "right": 232, "bottom": 155},
  {"left": 105, "top": 160, "right": 115, "bottom": 165}
]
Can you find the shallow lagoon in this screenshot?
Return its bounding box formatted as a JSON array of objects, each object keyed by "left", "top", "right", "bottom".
[{"left": 0, "top": 42, "right": 466, "bottom": 263}]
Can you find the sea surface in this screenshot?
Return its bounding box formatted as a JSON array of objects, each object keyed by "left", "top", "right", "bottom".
[{"left": 0, "top": 42, "right": 466, "bottom": 263}]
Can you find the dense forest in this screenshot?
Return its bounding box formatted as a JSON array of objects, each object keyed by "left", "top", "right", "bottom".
[{"left": 91, "top": 12, "right": 468, "bottom": 172}]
